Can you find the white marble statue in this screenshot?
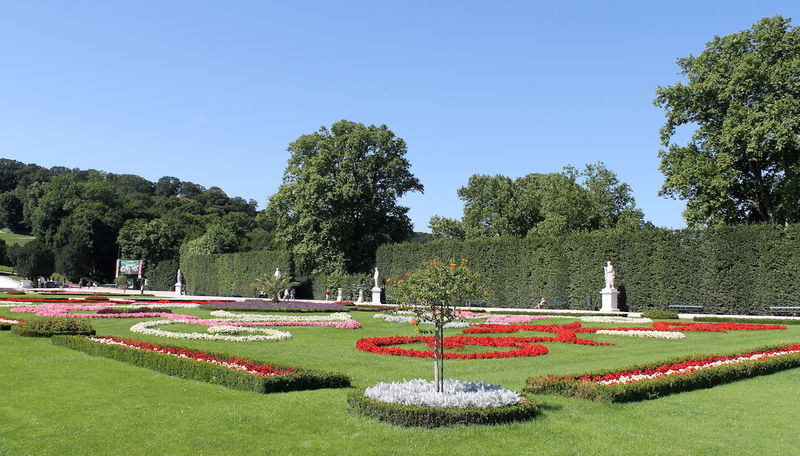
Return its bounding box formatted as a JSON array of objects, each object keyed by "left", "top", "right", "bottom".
[
  {"left": 274, "top": 268, "right": 281, "bottom": 278},
  {"left": 176, "top": 269, "right": 183, "bottom": 284},
  {"left": 373, "top": 267, "right": 380, "bottom": 289},
  {"left": 603, "top": 261, "right": 616, "bottom": 289}
]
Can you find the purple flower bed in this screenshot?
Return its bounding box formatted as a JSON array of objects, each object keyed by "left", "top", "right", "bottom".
[{"left": 201, "top": 300, "right": 347, "bottom": 312}]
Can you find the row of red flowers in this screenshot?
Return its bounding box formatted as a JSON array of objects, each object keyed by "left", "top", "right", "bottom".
[
  {"left": 355, "top": 335, "right": 551, "bottom": 359},
  {"left": 554, "top": 343, "right": 800, "bottom": 385},
  {"left": 89, "top": 337, "right": 294, "bottom": 377}
]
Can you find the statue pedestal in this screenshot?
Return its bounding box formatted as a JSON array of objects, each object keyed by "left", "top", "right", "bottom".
[
  {"left": 600, "top": 287, "right": 619, "bottom": 312},
  {"left": 371, "top": 287, "right": 382, "bottom": 305},
  {"left": 356, "top": 289, "right": 364, "bottom": 304},
  {"left": 175, "top": 283, "right": 183, "bottom": 295}
]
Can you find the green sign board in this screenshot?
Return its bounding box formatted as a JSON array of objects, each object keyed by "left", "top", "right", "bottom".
[{"left": 119, "top": 259, "right": 142, "bottom": 275}]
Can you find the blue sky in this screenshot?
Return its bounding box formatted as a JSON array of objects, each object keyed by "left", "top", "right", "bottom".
[{"left": 2, "top": 1, "right": 798, "bottom": 231}]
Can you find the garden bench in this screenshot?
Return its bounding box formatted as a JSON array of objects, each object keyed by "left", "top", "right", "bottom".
[
  {"left": 667, "top": 304, "right": 704, "bottom": 313},
  {"left": 768, "top": 306, "right": 800, "bottom": 316}
]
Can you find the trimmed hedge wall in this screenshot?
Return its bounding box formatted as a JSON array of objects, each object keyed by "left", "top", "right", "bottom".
[
  {"left": 376, "top": 225, "right": 800, "bottom": 315},
  {"left": 180, "top": 250, "right": 293, "bottom": 297},
  {"left": 524, "top": 343, "right": 800, "bottom": 402},
  {"left": 347, "top": 389, "right": 538, "bottom": 427},
  {"left": 52, "top": 336, "right": 351, "bottom": 393}
]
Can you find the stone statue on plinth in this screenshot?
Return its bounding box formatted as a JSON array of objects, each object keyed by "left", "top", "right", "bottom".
[
  {"left": 175, "top": 269, "right": 185, "bottom": 295},
  {"left": 372, "top": 267, "right": 381, "bottom": 304},
  {"left": 600, "top": 261, "right": 619, "bottom": 312},
  {"left": 603, "top": 261, "right": 616, "bottom": 290}
]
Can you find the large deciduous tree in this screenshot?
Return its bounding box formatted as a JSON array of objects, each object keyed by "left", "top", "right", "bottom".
[
  {"left": 268, "top": 120, "right": 423, "bottom": 274},
  {"left": 430, "top": 163, "right": 644, "bottom": 239},
  {"left": 654, "top": 15, "right": 800, "bottom": 226}
]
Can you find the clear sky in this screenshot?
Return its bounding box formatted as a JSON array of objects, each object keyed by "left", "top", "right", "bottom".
[{"left": 2, "top": 1, "right": 798, "bottom": 231}]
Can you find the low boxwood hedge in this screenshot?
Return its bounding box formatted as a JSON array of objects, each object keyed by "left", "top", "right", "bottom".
[
  {"left": 524, "top": 343, "right": 800, "bottom": 402},
  {"left": 347, "top": 388, "right": 538, "bottom": 427},
  {"left": 52, "top": 336, "right": 351, "bottom": 394},
  {"left": 11, "top": 318, "right": 95, "bottom": 337}
]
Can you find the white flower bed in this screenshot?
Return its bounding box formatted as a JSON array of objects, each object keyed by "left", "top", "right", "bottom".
[
  {"left": 0, "top": 302, "right": 34, "bottom": 307},
  {"left": 0, "top": 317, "right": 20, "bottom": 324},
  {"left": 595, "top": 329, "right": 686, "bottom": 339},
  {"left": 372, "top": 313, "right": 469, "bottom": 328},
  {"left": 581, "top": 316, "right": 653, "bottom": 324},
  {"left": 364, "top": 379, "right": 523, "bottom": 408},
  {"left": 129, "top": 319, "right": 292, "bottom": 342},
  {"left": 209, "top": 310, "right": 353, "bottom": 322}
]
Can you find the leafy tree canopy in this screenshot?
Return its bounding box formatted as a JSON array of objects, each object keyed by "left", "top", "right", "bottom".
[
  {"left": 430, "top": 162, "right": 645, "bottom": 239},
  {"left": 655, "top": 15, "right": 800, "bottom": 226},
  {"left": 268, "top": 120, "right": 423, "bottom": 274}
]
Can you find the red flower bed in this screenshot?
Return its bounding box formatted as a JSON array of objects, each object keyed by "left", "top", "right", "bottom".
[
  {"left": 356, "top": 335, "right": 550, "bottom": 359},
  {"left": 463, "top": 322, "right": 612, "bottom": 346},
  {"left": 91, "top": 337, "right": 294, "bottom": 377},
  {"left": 554, "top": 343, "right": 800, "bottom": 385}
]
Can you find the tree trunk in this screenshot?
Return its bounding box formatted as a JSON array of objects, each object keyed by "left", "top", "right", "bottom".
[{"left": 433, "top": 326, "right": 441, "bottom": 392}]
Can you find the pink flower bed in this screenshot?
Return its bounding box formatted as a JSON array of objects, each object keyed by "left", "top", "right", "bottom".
[
  {"left": 162, "top": 313, "right": 362, "bottom": 329},
  {"left": 10, "top": 304, "right": 170, "bottom": 319},
  {"left": 486, "top": 315, "right": 549, "bottom": 324}
]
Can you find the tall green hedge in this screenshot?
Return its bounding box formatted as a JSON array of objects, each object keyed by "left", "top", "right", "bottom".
[
  {"left": 376, "top": 225, "right": 800, "bottom": 315},
  {"left": 180, "top": 250, "right": 293, "bottom": 297}
]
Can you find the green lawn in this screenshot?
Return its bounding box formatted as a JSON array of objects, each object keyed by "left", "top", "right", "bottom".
[
  {"left": 0, "top": 228, "right": 34, "bottom": 246},
  {"left": 1, "top": 307, "right": 799, "bottom": 456}
]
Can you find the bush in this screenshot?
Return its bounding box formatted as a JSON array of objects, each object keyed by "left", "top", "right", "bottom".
[
  {"left": 52, "top": 336, "right": 351, "bottom": 394},
  {"left": 524, "top": 343, "right": 800, "bottom": 402},
  {"left": 640, "top": 309, "right": 679, "bottom": 320},
  {"left": 11, "top": 318, "right": 95, "bottom": 337},
  {"left": 347, "top": 388, "right": 538, "bottom": 427}
]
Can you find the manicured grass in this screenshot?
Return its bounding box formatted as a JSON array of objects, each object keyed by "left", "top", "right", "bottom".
[
  {"left": 1, "top": 308, "right": 799, "bottom": 455},
  {"left": 0, "top": 228, "right": 34, "bottom": 246}
]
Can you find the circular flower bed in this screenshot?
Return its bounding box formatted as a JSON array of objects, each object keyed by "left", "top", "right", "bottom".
[
  {"left": 130, "top": 320, "right": 292, "bottom": 342},
  {"left": 348, "top": 379, "right": 538, "bottom": 427},
  {"left": 356, "top": 335, "right": 550, "bottom": 359},
  {"left": 594, "top": 329, "right": 686, "bottom": 339}
]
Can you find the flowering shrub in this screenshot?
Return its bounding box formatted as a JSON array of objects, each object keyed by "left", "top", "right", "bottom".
[
  {"left": 364, "top": 379, "right": 522, "bottom": 408},
  {"left": 52, "top": 336, "right": 351, "bottom": 393},
  {"left": 525, "top": 343, "right": 800, "bottom": 402}
]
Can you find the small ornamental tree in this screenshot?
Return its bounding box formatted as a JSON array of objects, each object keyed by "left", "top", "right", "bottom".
[{"left": 387, "top": 259, "right": 482, "bottom": 392}]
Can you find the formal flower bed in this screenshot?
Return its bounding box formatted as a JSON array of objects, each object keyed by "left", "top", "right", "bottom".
[
  {"left": 485, "top": 314, "right": 550, "bottom": 324},
  {"left": 130, "top": 320, "right": 293, "bottom": 342},
  {"left": 468, "top": 321, "right": 786, "bottom": 336},
  {"left": 365, "top": 379, "right": 523, "bottom": 408},
  {"left": 581, "top": 316, "right": 653, "bottom": 324},
  {"left": 348, "top": 380, "right": 538, "bottom": 427},
  {"left": 89, "top": 337, "right": 295, "bottom": 376},
  {"left": 525, "top": 343, "right": 800, "bottom": 402},
  {"left": 356, "top": 335, "right": 552, "bottom": 359},
  {"left": 209, "top": 310, "right": 355, "bottom": 322},
  {"left": 11, "top": 317, "right": 95, "bottom": 337},
  {"left": 594, "top": 330, "right": 686, "bottom": 339},
  {"left": 202, "top": 301, "right": 347, "bottom": 312},
  {"left": 373, "top": 313, "right": 469, "bottom": 328},
  {"left": 52, "top": 335, "right": 351, "bottom": 394},
  {"left": 0, "top": 316, "right": 23, "bottom": 330},
  {"left": 10, "top": 304, "right": 173, "bottom": 319}
]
